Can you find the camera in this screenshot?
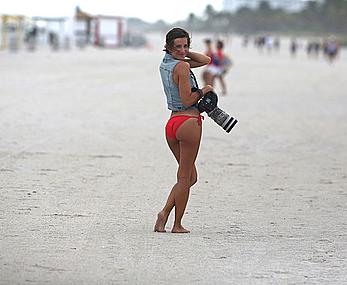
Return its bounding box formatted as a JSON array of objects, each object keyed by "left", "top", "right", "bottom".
[{"left": 198, "top": 91, "right": 238, "bottom": 133}]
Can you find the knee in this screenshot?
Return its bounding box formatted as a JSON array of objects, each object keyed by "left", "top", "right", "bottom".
[
  {"left": 177, "top": 177, "right": 191, "bottom": 189},
  {"left": 190, "top": 167, "right": 198, "bottom": 187},
  {"left": 190, "top": 176, "right": 198, "bottom": 187},
  {"left": 177, "top": 177, "right": 197, "bottom": 188},
  {"left": 190, "top": 172, "right": 198, "bottom": 187}
]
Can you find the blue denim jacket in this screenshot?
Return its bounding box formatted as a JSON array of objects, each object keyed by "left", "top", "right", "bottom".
[{"left": 159, "top": 53, "right": 198, "bottom": 111}]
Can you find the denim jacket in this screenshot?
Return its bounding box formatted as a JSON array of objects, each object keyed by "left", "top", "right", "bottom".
[{"left": 159, "top": 53, "right": 198, "bottom": 111}]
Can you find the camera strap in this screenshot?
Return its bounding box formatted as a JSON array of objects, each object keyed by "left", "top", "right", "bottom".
[{"left": 190, "top": 70, "right": 199, "bottom": 89}]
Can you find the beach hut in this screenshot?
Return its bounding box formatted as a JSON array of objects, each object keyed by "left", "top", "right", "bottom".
[
  {"left": 31, "top": 16, "right": 71, "bottom": 49},
  {"left": 93, "top": 15, "right": 126, "bottom": 48},
  {"left": 0, "top": 15, "right": 26, "bottom": 51}
]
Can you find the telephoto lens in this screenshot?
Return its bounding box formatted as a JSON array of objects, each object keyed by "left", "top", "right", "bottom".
[
  {"left": 208, "top": 107, "right": 238, "bottom": 133},
  {"left": 198, "top": 91, "right": 238, "bottom": 133}
]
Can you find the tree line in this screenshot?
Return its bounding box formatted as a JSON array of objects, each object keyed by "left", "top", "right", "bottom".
[{"left": 146, "top": 0, "right": 347, "bottom": 37}]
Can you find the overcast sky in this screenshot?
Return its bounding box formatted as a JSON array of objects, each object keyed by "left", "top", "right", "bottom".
[{"left": 0, "top": 0, "right": 224, "bottom": 23}]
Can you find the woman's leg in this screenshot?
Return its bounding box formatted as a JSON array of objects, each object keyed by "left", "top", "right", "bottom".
[
  {"left": 154, "top": 139, "right": 179, "bottom": 232},
  {"left": 171, "top": 118, "right": 201, "bottom": 233},
  {"left": 154, "top": 141, "right": 198, "bottom": 232},
  {"left": 160, "top": 139, "right": 197, "bottom": 218},
  {"left": 154, "top": 118, "right": 201, "bottom": 233},
  {"left": 168, "top": 139, "right": 198, "bottom": 186}
]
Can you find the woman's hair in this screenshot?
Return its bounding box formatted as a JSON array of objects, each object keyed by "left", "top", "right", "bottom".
[{"left": 164, "top": 27, "right": 191, "bottom": 53}]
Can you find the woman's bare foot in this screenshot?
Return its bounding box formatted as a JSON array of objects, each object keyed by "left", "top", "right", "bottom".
[
  {"left": 154, "top": 211, "right": 168, "bottom": 232},
  {"left": 171, "top": 225, "right": 190, "bottom": 233}
]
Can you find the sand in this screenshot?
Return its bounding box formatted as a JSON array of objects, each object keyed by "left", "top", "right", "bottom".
[{"left": 0, "top": 33, "right": 346, "bottom": 284}]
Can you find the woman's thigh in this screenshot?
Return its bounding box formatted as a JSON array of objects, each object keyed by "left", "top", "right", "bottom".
[
  {"left": 166, "top": 135, "right": 198, "bottom": 183},
  {"left": 175, "top": 119, "right": 202, "bottom": 179}
]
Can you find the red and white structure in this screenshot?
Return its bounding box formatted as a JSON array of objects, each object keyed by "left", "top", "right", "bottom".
[{"left": 93, "top": 15, "right": 126, "bottom": 48}]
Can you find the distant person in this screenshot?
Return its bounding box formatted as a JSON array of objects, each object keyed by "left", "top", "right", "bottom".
[
  {"left": 306, "top": 39, "right": 320, "bottom": 59},
  {"left": 306, "top": 41, "right": 313, "bottom": 57},
  {"left": 48, "top": 32, "right": 59, "bottom": 50},
  {"left": 25, "top": 25, "right": 38, "bottom": 51},
  {"left": 313, "top": 41, "right": 321, "bottom": 56},
  {"left": 202, "top": 39, "right": 232, "bottom": 95},
  {"left": 202, "top": 38, "right": 214, "bottom": 87},
  {"left": 323, "top": 37, "right": 340, "bottom": 63},
  {"left": 290, "top": 38, "right": 298, "bottom": 57},
  {"left": 274, "top": 37, "right": 280, "bottom": 51},
  {"left": 213, "top": 40, "right": 231, "bottom": 95},
  {"left": 265, "top": 36, "right": 274, "bottom": 53},
  {"left": 155, "top": 28, "right": 213, "bottom": 233},
  {"left": 242, "top": 35, "right": 249, "bottom": 47},
  {"left": 255, "top": 35, "right": 266, "bottom": 51}
]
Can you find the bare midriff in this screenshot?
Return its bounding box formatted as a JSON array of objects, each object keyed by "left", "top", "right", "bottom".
[{"left": 171, "top": 108, "right": 200, "bottom": 118}]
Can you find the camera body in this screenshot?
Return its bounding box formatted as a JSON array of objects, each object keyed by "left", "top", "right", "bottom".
[{"left": 198, "top": 91, "right": 238, "bottom": 133}]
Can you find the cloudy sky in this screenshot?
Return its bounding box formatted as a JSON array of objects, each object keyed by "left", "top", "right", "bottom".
[{"left": 0, "top": 0, "right": 224, "bottom": 23}]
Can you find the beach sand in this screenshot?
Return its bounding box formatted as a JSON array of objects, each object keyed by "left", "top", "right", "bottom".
[{"left": 0, "top": 33, "right": 346, "bottom": 284}]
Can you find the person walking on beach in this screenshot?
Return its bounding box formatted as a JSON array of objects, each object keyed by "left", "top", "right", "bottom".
[
  {"left": 323, "top": 36, "right": 340, "bottom": 64},
  {"left": 214, "top": 40, "right": 230, "bottom": 95},
  {"left": 154, "top": 27, "right": 213, "bottom": 233},
  {"left": 202, "top": 38, "right": 215, "bottom": 86},
  {"left": 202, "top": 39, "right": 231, "bottom": 95},
  {"left": 290, "top": 38, "right": 298, "bottom": 57}
]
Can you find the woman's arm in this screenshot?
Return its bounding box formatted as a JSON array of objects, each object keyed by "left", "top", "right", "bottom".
[
  {"left": 175, "top": 61, "right": 213, "bottom": 107},
  {"left": 185, "top": 51, "right": 211, "bottom": 68}
]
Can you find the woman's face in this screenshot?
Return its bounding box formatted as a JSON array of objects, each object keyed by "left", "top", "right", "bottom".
[{"left": 170, "top": 37, "right": 189, "bottom": 60}]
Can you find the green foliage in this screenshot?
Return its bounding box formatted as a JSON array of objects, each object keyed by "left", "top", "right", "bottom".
[
  {"left": 145, "top": 0, "right": 347, "bottom": 36},
  {"left": 131, "top": 0, "right": 347, "bottom": 44}
]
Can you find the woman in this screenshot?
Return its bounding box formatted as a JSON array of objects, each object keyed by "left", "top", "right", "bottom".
[
  {"left": 204, "top": 39, "right": 229, "bottom": 95},
  {"left": 154, "top": 28, "right": 213, "bottom": 233},
  {"left": 214, "top": 40, "right": 229, "bottom": 95},
  {"left": 202, "top": 38, "right": 215, "bottom": 86}
]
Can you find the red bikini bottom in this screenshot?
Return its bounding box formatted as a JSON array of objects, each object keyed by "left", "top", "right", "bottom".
[{"left": 165, "top": 115, "right": 203, "bottom": 139}]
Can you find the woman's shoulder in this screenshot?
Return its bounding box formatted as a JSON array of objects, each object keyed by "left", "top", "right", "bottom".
[{"left": 174, "top": 61, "right": 190, "bottom": 74}]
